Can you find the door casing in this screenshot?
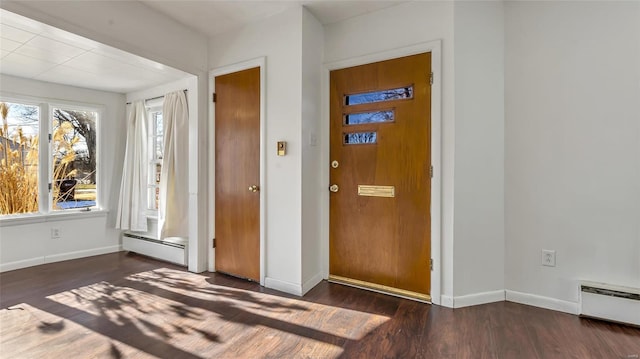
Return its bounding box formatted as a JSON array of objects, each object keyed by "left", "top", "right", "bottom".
[
  {"left": 321, "top": 41, "right": 443, "bottom": 305},
  {"left": 208, "top": 57, "right": 266, "bottom": 286}
]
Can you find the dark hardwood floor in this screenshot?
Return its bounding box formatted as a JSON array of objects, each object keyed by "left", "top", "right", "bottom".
[{"left": 0, "top": 252, "right": 638, "bottom": 358}]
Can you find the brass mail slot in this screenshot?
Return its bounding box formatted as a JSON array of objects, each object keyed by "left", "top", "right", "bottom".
[{"left": 357, "top": 185, "right": 395, "bottom": 198}]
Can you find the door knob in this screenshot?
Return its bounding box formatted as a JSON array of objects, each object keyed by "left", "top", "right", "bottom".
[
  {"left": 329, "top": 184, "right": 339, "bottom": 193},
  {"left": 248, "top": 185, "right": 259, "bottom": 193}
]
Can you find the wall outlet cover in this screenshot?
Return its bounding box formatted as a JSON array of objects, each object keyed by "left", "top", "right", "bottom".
[{"left": 542, "top": 249, "right": 556, "bottom": 267}]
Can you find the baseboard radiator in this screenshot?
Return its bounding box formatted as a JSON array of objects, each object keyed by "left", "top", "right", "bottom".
[
  {"left": 122, "top": 232, "right": 188, "bottom": 266},
  {"left": 580, "top": 281, "right": 640, "bottom": 326}
]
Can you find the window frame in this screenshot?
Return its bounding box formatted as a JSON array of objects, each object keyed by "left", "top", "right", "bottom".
[{"left": 0, "top": 93, "right": 104, "bottom": 223}]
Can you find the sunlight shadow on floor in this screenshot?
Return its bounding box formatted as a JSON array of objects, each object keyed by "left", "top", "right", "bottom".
[
  {"left": 0, "top": 267, "right": 392, "bottom": 358},
  {"left": 0, "top": 304, "right": 151, "bottom": 358}
]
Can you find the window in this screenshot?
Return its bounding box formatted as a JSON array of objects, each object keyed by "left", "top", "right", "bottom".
[
  {"left": 0, "top": 99, "right": 99, "bottom": 217},
  {"left": 147, "top": 108, "right": 163, "bottom": 211},
  {"left": 52, "top": 107, "right": 98, "bottom": 211},
  {"left": 0, "top": 101, "right": 40, "bottom": 215},
  {"left": 344, "top": 86, "right": 414, "bottom": 106},
  {"left": 344, "top": 110, "right": 395, "bottom": 125},
  {"left": 344, "top": 131, "right": 377, "bottom": 145}
]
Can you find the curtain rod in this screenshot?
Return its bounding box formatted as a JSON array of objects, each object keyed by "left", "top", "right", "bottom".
[{"left": 125, "top": 89, "right": 188, "bottom": 105}]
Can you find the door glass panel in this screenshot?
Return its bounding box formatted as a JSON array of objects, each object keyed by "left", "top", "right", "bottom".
[
  {"left": 345, "top": 86, "right": 413, "bottom": 105},
  {"left": 344, "top": 110, "right": 394, "bottom": 125},
  {"left": 344, "top": 132, "right": 377, "bottom": 145}
]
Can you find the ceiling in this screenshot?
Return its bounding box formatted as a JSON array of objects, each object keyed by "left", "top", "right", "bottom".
[
  {"left": 0, "top": 8, "right": 190, "bottom": 93},
  {"left": 141, "top": 0, "right": 406, "bottom": 38},
  {"left": 0, "top": 1, "right": 406, "bottom": 94}
]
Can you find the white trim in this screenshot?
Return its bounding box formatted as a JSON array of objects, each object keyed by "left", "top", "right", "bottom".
[
  {"left": 506, "top": 290, "right": 579, "bottom": 315},
  {"left": 0, "top": 245, "right": 121, "bottom": 272},
  {"left": 302, "top": 272, "right": 324, "bottom": 295},
  {"left": 320, "top": 40, "right": 443, "bottom": 304},
  {"left": 454, "top": 290, "right": 505, "bottom": 308},
  {"left": 440, "top": 295, "right": 454, "bottom": 308},
  {"left": 45, "top": 245, "right": 122, "bottom": 264},
  {"left": 0, "top": 257, "right": 45, "bottom": 272},
  {"left": 265, "top": 277, "right": 302, "bottom": 296},
  {"left": 0, "top": 209, "right": 108, "bottom": 227},
  {"left": 208, "top": 57, "right": 267, "bottom": 286}
]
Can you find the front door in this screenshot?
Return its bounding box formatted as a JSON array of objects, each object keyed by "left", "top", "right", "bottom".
[
  {"left": 329, "top": 53, "right": 432, "bottom": 300},
  {"left": 214, "top": 67, "right": 260, "bottom": 281}
]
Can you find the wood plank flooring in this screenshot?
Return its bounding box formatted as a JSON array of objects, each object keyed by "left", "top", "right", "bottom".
[{"left": 0, "top": 252, "right": 638, "bottom": 358}]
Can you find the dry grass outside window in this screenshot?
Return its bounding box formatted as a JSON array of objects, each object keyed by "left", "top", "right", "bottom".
[
  {"left": 0, "top": 102, "right": 90, "bottom": 215},
  {"left": 0, "top": 102, "right": 39, "bottom": 215}
]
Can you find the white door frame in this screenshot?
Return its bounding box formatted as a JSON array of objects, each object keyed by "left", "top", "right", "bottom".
[
  {"left": 208, "top": 57, "right": 267, "bottom": 286},
  {"left": 320, "top": 41, "right": 443, "bottom": 304}
]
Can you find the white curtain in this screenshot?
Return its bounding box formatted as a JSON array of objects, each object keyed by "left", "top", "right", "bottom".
[
  {"left": 158, "top": 91, "right": 189, "bottom": 239},
  {"left": 116, "top": 101, "right": 148, "bottom": 232}
]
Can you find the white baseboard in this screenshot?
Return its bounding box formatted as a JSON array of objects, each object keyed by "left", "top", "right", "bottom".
[
  {"left": 301, "top": 272, "right": 324, "bottom": 295},
  {"left": 265, "top": 276, "right": 302, "bottom": 296},
  {"left": 506, "top": 289, "right": 578, "bottom": 315},
  {"left": 0, "top": 257, "right": 45, "bottom": 272},
  {"left": 45, "top": 245, "right": 122, "bottom": 264},
  {"left": 440, "top": 295, "right": 454, "bottom": 308},
  {"left": 0, "top": 245, "right": 121, "bottom": 273},
  {"left": 454, "top": 290, "right": 505, "bottom": 308}
]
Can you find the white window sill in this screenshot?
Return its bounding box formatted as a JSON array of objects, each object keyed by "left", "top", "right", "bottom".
[{"left": 0, "top": 209, "right": 109, "bottom": 227}]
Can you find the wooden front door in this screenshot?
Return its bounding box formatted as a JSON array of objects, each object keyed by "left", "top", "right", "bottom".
[
  {"left": 215, "top": 67, "right": 260, "bottom": 281},
  {"left": 329, "top": 53, "right": 431, "bottom": 300}
]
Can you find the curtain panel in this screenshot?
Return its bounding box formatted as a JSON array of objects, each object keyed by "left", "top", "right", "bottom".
[
  {"left": 158, "top": 91, "right": 189, "bottom": 239},
  {"left": 116, "top": 101, "right": 148, "bottom": 232}
]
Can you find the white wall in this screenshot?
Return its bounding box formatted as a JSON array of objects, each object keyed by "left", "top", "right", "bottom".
[
  {"left": 323, "top": 1, "right": 456, "bottom": 303},
  {"left": 0, "top": 74, "right": 126, "bottom": 271},
  {"left": 208, "top": 7, "right": 305, "bottom": 293},
  {"left": 453, "top": 1, "right": 505, "bottom": 300},
  {"left": 1, "top": 1, "right": 211, "bottom": 272},
  {"left": 505, "top": 1, "right": 640, "bottom": 311},
  {"left": 301, "top": 8, "right": 324, "bottom": 293}
]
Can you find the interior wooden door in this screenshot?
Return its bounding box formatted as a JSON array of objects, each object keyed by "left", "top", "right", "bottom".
[
  {"left": 215, "top": 67, "right": 260, "bottom": 281},
  {"left": 329, "top": 53, "right": 431, "bottom": 300}
]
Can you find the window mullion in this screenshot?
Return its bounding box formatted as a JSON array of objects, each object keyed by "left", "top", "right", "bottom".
[{"left": 39, "top": 102, "right": 50, "bottom": 214}]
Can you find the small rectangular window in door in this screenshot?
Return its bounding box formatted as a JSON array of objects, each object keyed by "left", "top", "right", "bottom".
[
  {"left": 344, "top": 110, "right": 394, "bottom": 125},
  {"left": 345, "top": 86, "right": 413, "bottom": 105},
  {"left": 344, "top": 132, "right": 377, "bottom": 145}
]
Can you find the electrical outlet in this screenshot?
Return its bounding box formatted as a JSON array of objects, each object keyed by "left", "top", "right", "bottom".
[
  {"left": 542, "top": 249, "right": 556, "bottom": 267},
  {"left": 51, "top": 228, "right": 61, "bottom": 239}
]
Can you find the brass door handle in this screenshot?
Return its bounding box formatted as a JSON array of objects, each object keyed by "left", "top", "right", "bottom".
[
  {"left": 329, "top": 184, "right": 339, "bottom": 193},
  {"left": 248, "top": 185, "right": 259, "bottom": 193}
]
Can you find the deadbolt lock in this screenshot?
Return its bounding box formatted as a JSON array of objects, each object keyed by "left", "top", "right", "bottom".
[
  {"left": 331, "top": 160, "right": 339, "bottom": 169},
  {"left": 329, "top": 184, "right": 339, "bottom": 193}
]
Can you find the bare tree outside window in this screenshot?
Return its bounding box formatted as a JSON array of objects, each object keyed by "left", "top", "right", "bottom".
[{"left": 52, "top": 108, "right": 97, "bottom": 210}]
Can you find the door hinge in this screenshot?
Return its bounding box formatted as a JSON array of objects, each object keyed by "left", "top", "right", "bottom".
[
  {"left": 429, "top": 72, "right": 434, "bottom": 86},
  {"left": 48, "top": 183, "right": 52, "bottom": 191},
  {"left": 212, "top": 93, "right": 217, "bottom": 103},
  {"left": 430, "top": 258, "right": 433, "bottom": 271},
  {"left": 48, "top": 133, "right": 52, "bottom": 142},
  {"left": 212, "top": 238, "right": 216, "bottom": 248},
  {"left": 429, "top": 165, "right": 433, "bottom": 178}
]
